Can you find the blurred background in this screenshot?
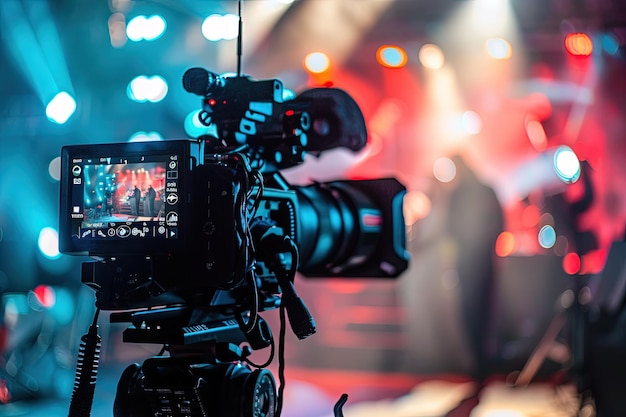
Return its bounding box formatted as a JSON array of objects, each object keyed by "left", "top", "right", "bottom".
[{"left": 2, "top": 0, "right": 626, "bottom": 416}]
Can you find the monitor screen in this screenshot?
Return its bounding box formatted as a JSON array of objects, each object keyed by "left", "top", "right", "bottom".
[{"left": 59, "top": 140, "right": 198, "bottom": 255}]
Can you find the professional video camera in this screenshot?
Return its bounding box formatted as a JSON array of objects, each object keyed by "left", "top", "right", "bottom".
[{"left": 59, "top": 67, "right": 409, "bottom": 417}]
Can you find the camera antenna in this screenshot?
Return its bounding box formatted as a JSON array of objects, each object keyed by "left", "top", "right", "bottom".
[{"left": 237, "top": 0, "right": 243, "bottom": 77}]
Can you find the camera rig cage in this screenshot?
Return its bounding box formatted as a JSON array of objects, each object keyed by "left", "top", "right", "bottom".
[{"left": 59, "top": 66, "right": 409, "bottom": 417}]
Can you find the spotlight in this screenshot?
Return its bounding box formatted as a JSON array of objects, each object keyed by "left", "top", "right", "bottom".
[
  {"left": 553, "top": 145, "right": 581, "bottom": 184},
  {"left": 304, "top": 51, "right": 331, "bottom": 73},
  {"left": 376, "top": 45, "right": 408, "bottom": 68},
  {"left": 485, "top": 37, "right": 513, "bottom": 60},
  {"left": 126, "top": 15, "right": 167, "bottom": 42},
  {"left": 418, "top": 44, "right": 445, "bottom": 69},
  {"left": 45, "top": 91, "right": 76, "bottom": 124},
  {"left": 201, "top": 14, "right": 238, "bottom": 41},
  {"left": 127, "top": 75, "right": 168, "bottom": 103},
  {"left": 38, "top": 227, "right": 60, "bottom": 259}
]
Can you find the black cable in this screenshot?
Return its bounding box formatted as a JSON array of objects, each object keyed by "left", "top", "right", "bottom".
[
  {"left": 249, "top": 170, "right": 264, "bottom": 214},
  {"left": 275, "top": 302, "right": 287, "bottom": 417},
  {"left": 333, "top": 394, "right": 349, "bottom": 417},
  {"left": 67, "top": 308, "right": 102, "bottom": 417},
  {"left": 236, "top": 269, "right": 259, "bottom": 334},
  {"left": 244, "top": 336, "right": 275, "bottom": 369},
  {"left": 274, "top": 237, "right": 316, "bottom": 340}
]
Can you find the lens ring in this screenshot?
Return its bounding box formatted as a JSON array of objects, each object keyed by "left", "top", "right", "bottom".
[{"left": 245, "top": 369, "right": 276, "bottom": 417}]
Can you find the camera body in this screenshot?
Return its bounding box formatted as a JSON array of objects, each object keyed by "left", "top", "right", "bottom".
[
  {"left": 59, "top": 139, "right": 257, "bottom": 307},
  {"left": 59, "top": 138, "right": 408, "bottom": 311},
  {"left": 60, "top": 69, "right": 409, "bottom": 417},
  {"left": 59, "top": 69, "right": 408, "bottom": 312}
]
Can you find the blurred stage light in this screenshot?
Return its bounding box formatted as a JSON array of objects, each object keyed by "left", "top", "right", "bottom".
[
  {"left": 554, "top": 235, "right": 569, "bottom": 257},
  {"left": 485, "top": 37, "right": 513, "bottom": 60},
  {"left": 48, "top": 156, "right": 61, "bottom": 181},
  {"left": 202, "top": 14, "right": 239, "bottom": 41},
  {"left": 602, "top": 32, "right": 620, "bottom": 55},
  {"left": 418, "top": 43, "right": 445, "bottom": 69},
  {"left": 127, "top": 75, "right": 168, "bottom": 103},
  {"left": 32, "top": 284, "right": 56, "bottom": 309},
  {"left": 495, "top": 231, "right": 515, "bottom": 257},
  {"left": 461, "top": 110, "right": 482, "bottom": 135},
  {"left": 110, "top": 0, "right": 132, "bottom": 12},
  {"left": 304, "top": 51, "right": 331, "bottom": 73},
  {"left": 505, "top": 145, "right": 582, "bottom": 202},
  {"left": 525, "top": 118, "right": 548, "bottom": 152},
  {"left": 38, "top": 227, "right": 60, "bottom": 259},
  {"left": 376, "top": 45, "right": 408, "bottom": 68},
  {"left": 45, "top": 91, "right": 76, "bottom": 124},
  {"left": 126, "top": 15, "right": 166, "bottom": 42},
  {"left": 3, "top": 294, "right": 29, "bottom": 326},
  {"left": 403, "top": 190, "right": 432, "bottom": 225},
  {"left": 129, "top": 131, "right": 163, "bottom": 142},
  {"left": 1, "top": 1, "right": 75, "bottom": 122},
  {"left": 538, "top": 225, "right": 557, "bottom": 249},
  {"left": 473, "top": 0, "right": 512, "bottom": 27},
  {"left": 540, "top": 212, "right": 555, "bottom": 227},
  {"left": 522, "top": 204, "right": 541, "bottom": 228},
  {"left": 563, "top": 252, "right": 581, "bottom": 275},
  {"left": 565, "top": 32, "right": 593, "bottom": 57},
  {"left": 108, "top": 12, "right": 127, "bottom": 48},
  {"left": 28, "top": 285, "right": 75, "bottom": 324},
  {"left": 433, "top": 157, "right": 457, "bottom": 183},
  {"left": 553, "top": 145, "right": 581, "bottom": 183}
]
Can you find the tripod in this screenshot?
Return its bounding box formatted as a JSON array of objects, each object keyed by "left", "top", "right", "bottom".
[
  {"left": 512, "top": 240, "right": 626, "bottom": 415},
  {"left": 66, "top": 300, "right": 349, "bottom": 417},
  {"left": 110, "top": 306, "right": 277, "bottom": 417}
]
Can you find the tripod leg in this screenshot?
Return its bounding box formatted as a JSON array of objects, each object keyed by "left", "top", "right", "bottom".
[{"left": 512, "top": 310, "right": 567, "bottom": 387}]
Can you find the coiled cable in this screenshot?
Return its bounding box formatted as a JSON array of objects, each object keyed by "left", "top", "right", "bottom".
[{"left": 67, "top": 308, "right": 101, "bottom": 417}]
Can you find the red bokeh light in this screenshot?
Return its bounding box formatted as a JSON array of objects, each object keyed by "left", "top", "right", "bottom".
[
  {"left": 562, "top": 252, "right": 582, "bottom": 275},
  {"left": 565, "top": 33, "right": 593, "bottom": 57},
  {"left": 33, "top": 285, "right": 56, "bottom": 308},
  {"left": 495, "top": 231, "right": 515, "bottom": 257}
]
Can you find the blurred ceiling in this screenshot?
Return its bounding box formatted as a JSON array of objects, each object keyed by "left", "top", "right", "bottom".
[{"left": 2, "top": 0, "right": 626, "bottom": 136}]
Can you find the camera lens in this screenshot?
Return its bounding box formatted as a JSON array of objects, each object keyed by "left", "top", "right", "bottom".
[
  {"left": 225, "top": 365, "right": 276, "bottom": 417},
  {"left": 245, "top": 369, "right": 276, "bottom": 417},
  {"left": 295, "top": 181, "right": 380, "bottom": 275}
]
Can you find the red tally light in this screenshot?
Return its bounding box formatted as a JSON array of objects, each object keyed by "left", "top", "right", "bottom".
[
  {"left": 565, "top": 33, "right": 593, "bottom": 57},
  {"left": 285, "top": 109, "right": 295, "bottom": 117},
  {"left": 33, "top": 285, "right": 56, "bottom": 308},
  {"left": 208, "top": 98, "right": 217, "bottom": 106}
]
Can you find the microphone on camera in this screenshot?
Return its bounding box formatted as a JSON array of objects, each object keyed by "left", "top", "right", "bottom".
[{"left": 182, "top": 67, "right": 226, "bottom": 96}]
